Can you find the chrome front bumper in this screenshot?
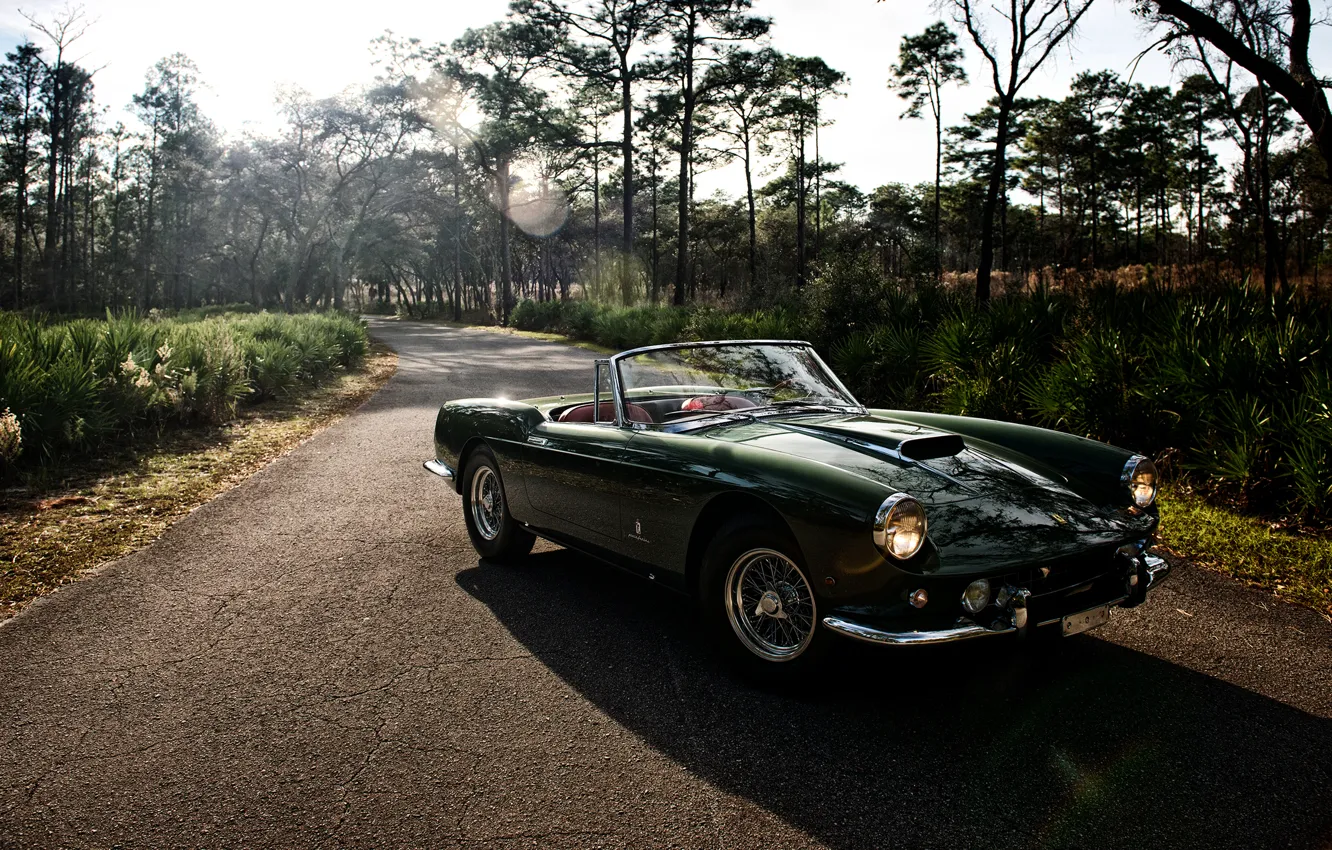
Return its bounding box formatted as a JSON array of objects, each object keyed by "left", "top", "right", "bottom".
[
  {"left": 1143, "top": 553, "right": 1171, "bottom": 589},
  {"left": 823, "top": 616, "right": 1014, "bottom": 646},
  {"left": 423, "top": 459, "right": 455, "bottom": 481},
  {"left": 824, "top": 552, "right": 1174, "bottom": 648}
]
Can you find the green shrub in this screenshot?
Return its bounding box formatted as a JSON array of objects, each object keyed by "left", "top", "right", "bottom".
[
  {"left": 0, "top": 309, "right": 369, "bottom": 473},
  {"left": 325, "top": 313, "right": 370, "bottom": 368},
  {"left": 167, "top": 321, "right": 252, "bottom": 420},
  {"left": 1024, "top": 327, "right": 1149, "bottom": 443},
  {"left": 556, "top": 300, "right": 603, "bottom": 339},
  {"left": 511, "top": 298, "right": 562, "bottom": 332},
  {"left": 803, "top": 254, "right": 892, "bottom": 346},
  {"left": 246, "top": 338, "right": 302, "bottom": 401}
]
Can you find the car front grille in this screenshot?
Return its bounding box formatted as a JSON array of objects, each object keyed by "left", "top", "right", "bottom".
[{"left": 1000, "top": 546, "right": 1118, "bottom": 595}]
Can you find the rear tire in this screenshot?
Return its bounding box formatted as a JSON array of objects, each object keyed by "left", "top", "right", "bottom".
[
  {"left": 461, "top": 445, "right": 535, "bottom": 562},
  {"left": 699, "top": 516, "right": 828, "bottom": 684}
]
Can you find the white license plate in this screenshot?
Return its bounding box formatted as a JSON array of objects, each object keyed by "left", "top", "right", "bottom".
[{"left": 1062, "top": 604, "right": 1111, "bottom": 637}]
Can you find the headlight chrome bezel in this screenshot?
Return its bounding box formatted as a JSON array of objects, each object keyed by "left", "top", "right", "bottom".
[
  {"left": 1121, "top": 455, "right": 1159, "bottom": 509},
  {"left": 873, "top": 492, "right": 928, "bottom": 561},
  {"left": 960, "top": 578, "right": 991, "bottom": 615}
]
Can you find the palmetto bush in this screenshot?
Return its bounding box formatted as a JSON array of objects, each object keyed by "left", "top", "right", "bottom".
[
  {"left": 245, "top": 338, "right": 303, "bottom": 401},
  {"left": 0, "top": 310, "right": 368, "bottom": 472}
]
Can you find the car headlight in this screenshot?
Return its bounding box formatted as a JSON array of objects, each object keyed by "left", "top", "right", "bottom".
[
  {"left": 873, "top": 493, "right": 928, "bottom": 560},
  {"left": 1121, "top": 456, "right": 1158, "bottom": 508},
  {"left": 960, "top": 579, "right": 990, "bottom": 614}
]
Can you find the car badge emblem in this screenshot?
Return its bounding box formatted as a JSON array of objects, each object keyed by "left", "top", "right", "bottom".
[
  {"left": 1051, "top": 513, "right": 1069, "bottom": 526},
  {"left": 628, "top": 519, "right": 650, "bottom": 544},
  {"left": 1039, "top": 567, "right": 1051, "bottom": 579}
]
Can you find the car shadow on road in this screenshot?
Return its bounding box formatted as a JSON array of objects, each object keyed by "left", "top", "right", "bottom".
[{"left": 457, "top": 550, "right": 1332, "bottom": 850}]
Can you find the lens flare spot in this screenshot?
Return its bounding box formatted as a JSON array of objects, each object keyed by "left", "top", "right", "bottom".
[{"left": 507, "top": 179, "right": 570, "bottom": 238}]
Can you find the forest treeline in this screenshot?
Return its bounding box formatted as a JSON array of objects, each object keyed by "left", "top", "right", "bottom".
[{"left": 0, "top": 0, "right": 1327, "bottom": 321}]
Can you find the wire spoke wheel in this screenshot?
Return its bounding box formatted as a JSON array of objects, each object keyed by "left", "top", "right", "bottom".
[
  {"left": 724, "top": 548, "right": 816, "bottom": 662},
  {"left": 470, "top": 466, "right": 503, "bottom": 541}
]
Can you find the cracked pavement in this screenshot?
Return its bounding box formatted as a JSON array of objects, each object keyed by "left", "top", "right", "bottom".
[{"left": 2, "top": 318, "right": 1330, "bottom": 849}]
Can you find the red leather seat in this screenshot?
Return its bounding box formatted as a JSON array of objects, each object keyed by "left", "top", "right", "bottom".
[{"left": 558, "top": 401, "right": 652, "bottom": 423}]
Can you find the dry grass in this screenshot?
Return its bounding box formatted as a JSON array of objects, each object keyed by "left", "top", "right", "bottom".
[{"left": 0, "top": 343, "right": 397, "bottom": 620}]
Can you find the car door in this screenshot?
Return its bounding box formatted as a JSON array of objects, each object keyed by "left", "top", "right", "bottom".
[
  {"left": 610, "top": 430, "right": 721, "bottom": 585},
  {"left": 522, "top": 361, "right": 631, "bottom": 543}
]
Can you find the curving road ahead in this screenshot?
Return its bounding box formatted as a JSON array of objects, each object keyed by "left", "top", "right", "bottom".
[{"left": 2, "top": 318, "right": 1330, "bottom": 850}]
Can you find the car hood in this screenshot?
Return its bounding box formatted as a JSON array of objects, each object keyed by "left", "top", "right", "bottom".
[{"left": 704, "top": 412, "right": 1146, "bottom": 573}]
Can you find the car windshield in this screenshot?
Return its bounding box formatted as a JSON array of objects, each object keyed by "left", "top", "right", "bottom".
[{"left": 615, "top": 343, "right": 859, "bottom": 424}]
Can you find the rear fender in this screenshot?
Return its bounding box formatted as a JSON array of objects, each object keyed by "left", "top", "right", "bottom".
[{"left": 433, "top": 399, "right": 546, "bottom": 494}]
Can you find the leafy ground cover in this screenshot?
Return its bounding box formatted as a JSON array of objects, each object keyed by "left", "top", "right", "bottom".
[{"left": 1158, "top": 484, "right": 1331, "bottom": 617}]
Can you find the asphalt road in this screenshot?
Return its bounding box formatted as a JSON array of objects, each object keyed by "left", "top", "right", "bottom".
[{"left": 2, "top": 318, "right": 1330, "bottom": 850}]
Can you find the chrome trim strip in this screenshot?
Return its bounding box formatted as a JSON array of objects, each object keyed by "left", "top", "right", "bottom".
[
  {"left": 822, "top": 615, "right": 1014, "bottom": 646},
  {"left": 422, "top": 459, "right": 455, "bottom": 481},
  {"left": 593, "top": 359, "right": 623, "bottom": 427},
  {"left": 609, "top": 354, "right": 627, "bottom": 427},
  {"left": 1144, "top": 553, "right": 1171, "bottom": 590}
]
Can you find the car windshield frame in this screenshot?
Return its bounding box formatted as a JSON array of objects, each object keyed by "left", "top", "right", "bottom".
[{"left": 609, "top": 339, "right": 864, "bottom": 429}]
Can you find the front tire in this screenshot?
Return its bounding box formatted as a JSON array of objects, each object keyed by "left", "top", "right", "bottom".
[
  {"left": 462, "top": 446, "right": 535, "bottom": 562},
  {"left": 699, "top": 517, "right": 828, "bottom": 683}
]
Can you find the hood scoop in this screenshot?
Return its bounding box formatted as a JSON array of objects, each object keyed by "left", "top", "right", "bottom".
[
  {"left": 764, "top": 420, "right": 966, "bottom": 465},
  {"left": 899, "top": 434, "right": 966, "bottom": 461}
]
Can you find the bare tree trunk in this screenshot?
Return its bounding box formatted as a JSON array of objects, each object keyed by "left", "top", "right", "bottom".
[
  {"left": 592, "top": 121, "right": 601, "bottom": 294},
  {"left": 933, "top": 106, "right": 943, "bottom": 281},
  {"left": 976, "top": 98, "right": 1012, "bottom": 302},
  {"left": 13, "top": 86, "right": 31, "bottom": 308},
  {"left": 673, "top": 16, "right": 696, "bottom": 307},
  {"left": 795, "top": 119, "right": 807, "bottom": 288},
  {"left": 453, "top": 151, "right": 463, "bottom": 321},
  {"left": 497, "top": 157, "right": 514, "bottom": 324},
  {"left": 743, "top": 137, "right": 757, "bottom": 293},
  {"left": 620, "top": 72, "right": 635, "bottom": 305},
  {"left": 813, "top": 101, "right": 822, "bottom": 263},
  {"left": 1197, "top": 116, "right": 1206, "bottom": 260},
  {"left": 674, "top": 100, "right": 693, "bottom": 305},
  {"left": 44, "top": 65, "right": 60, "bottom": 306},
  {"left": 650, "top": 160, "right": 660, "bottom": 303}
]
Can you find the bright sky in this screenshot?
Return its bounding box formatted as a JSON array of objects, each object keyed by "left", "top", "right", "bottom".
[{"left": 1, "top": 0, "right": 1328, "bottom": 196}]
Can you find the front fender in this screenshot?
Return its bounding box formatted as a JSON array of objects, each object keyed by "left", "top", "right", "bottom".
[{"left": 871, "top": 409, "right": 1147, "bottom": 509}]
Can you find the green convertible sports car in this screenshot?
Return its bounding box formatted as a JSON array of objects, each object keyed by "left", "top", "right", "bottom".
[{"left": 424, "top": 339, "right": 1169, "bottom": 679}]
